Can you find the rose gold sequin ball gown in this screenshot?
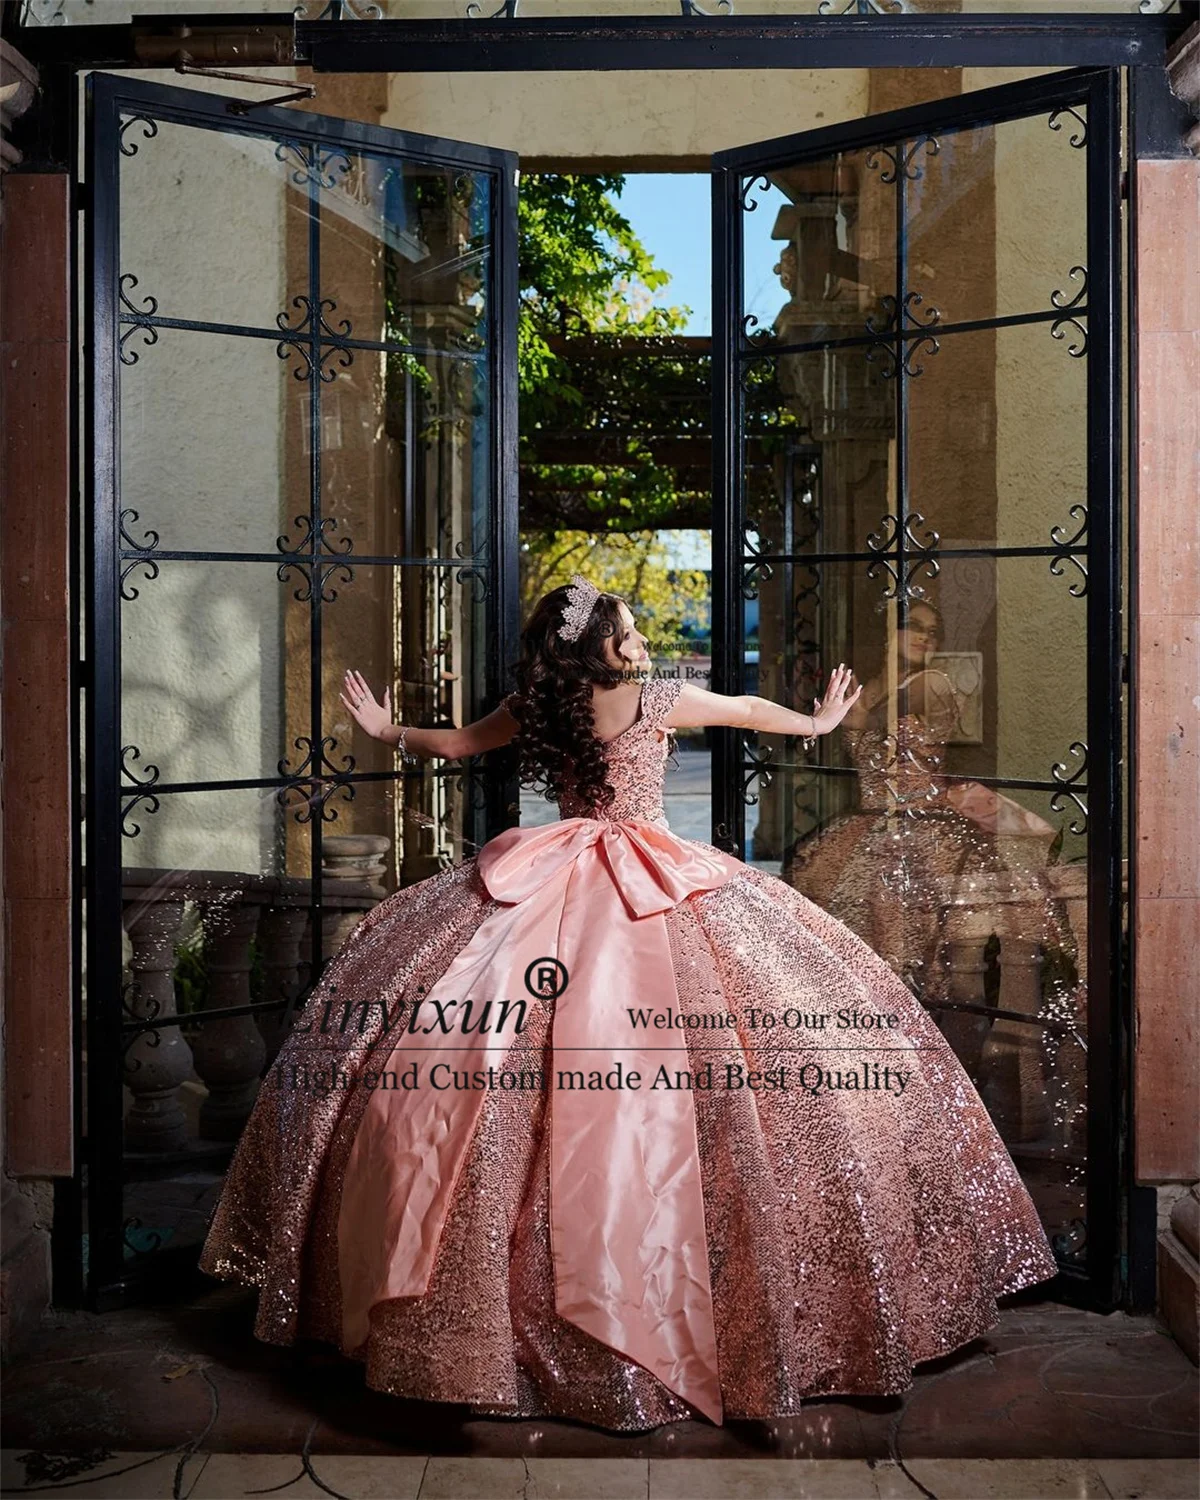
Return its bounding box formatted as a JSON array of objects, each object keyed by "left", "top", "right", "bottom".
[{"left": 199, "top": 673, "right": 1058, "bottom": 1432}]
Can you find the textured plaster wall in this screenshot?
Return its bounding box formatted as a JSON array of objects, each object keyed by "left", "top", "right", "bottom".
[{"left": 88, "top": 70, "right": 290, "bottom": 881}]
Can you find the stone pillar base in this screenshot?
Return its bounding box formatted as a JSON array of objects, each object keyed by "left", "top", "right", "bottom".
[{"left": 1158, "top": 1183, "right": 1200, "bottom": 1366}]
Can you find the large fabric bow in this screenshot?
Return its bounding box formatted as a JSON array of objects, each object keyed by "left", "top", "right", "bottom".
[{"left": 336, "top": 816, "right": 742, "bottom": 1424}]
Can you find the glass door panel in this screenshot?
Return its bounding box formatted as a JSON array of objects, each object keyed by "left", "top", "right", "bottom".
[
  {"left": 84, "top": 73, "right": 517, "bottom": 1305},
  {"left": 713, "top": 69, "right": 1120, "bottom": 1302}
]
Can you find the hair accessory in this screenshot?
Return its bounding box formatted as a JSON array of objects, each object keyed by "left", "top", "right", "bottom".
[{"left": 556, "top": 573, "right": 602, "bottom": 643}]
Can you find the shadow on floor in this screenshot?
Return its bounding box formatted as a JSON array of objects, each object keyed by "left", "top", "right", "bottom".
[{"left": 2, "top": 1289, "right": 1196, "bottom": 1463}]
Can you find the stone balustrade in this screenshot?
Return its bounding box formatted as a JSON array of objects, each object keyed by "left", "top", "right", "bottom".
[{"left": 118, "top": 835, "right": 388, "bottom": 1156}]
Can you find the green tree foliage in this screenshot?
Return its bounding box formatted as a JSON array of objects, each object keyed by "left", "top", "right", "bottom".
[
  {"left": 519, "top": 174, "right": 705, "bottom": 532},
  {"left": 518, "top": 174, "right": 713, "bottom": 627},
  {"left": 520, "top": 529, "right": 710, "bottom": 655}
]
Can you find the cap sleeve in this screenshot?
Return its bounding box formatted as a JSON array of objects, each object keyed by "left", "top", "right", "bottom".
[{"left": 643, "top": 675, "right": 685, "bottom": 730}]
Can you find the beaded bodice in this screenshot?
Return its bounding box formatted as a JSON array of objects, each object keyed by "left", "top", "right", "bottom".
[
  {"left": 512, "top": 676, "right": 683, "bottom": 828},
  {"left": 840, "top": 671, "right": 963, "bottom": 814}
]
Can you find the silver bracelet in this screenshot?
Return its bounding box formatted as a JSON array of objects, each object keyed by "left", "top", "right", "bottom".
[{"left": 395, "top": 726, "right": 418, "bottom": 765}]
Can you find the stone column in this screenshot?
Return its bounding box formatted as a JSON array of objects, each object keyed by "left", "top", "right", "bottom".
[
  {"left": 1, "top": 36, "right": 69, "bottom": 1361},
  {"left": 191, "top": 888, "right": 266, "bottom": 1141},
  {"left": 1137, "top": 22, "right": 1200, "bottom": 1365},
  {"left": 122, "top": 882, "right": 194, "bottom": 1154},
  {"left": 1159, "top": 1184, "right": 1199, "bottom": 1366}
]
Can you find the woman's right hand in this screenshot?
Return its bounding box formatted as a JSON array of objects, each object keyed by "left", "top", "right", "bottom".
[
  {"left": 812, "top": 663, "right": 863, "bottom": 734},
  {"left": 340, "top": 669, "right": 393, "bottom": 742}
]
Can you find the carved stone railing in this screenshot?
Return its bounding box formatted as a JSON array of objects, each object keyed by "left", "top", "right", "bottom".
[
  {"left": 119, "top": 834, "right": 387, "bottom": 1156},
  {"left": 936, "top": 858, "right": 1097, "bottom": 1157}
]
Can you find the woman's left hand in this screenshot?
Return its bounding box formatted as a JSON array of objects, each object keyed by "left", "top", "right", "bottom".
[
  {"left": 340, "top": 669, "right": 392, "bottom": 741},
  {"left": 812, "top": 663, "right": 863, "bottom": 734}
]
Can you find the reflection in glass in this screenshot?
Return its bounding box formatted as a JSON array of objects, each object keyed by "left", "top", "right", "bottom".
[
  {"left": 741, "top": 147, "right": 895, "bottom": 353},
  {"left": 772, "top": 587, "right": 1087, "bottom": 1245}
]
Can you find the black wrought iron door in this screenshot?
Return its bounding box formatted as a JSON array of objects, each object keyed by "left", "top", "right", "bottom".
[
  {"left": 712, "top": 69, "right": 1124, "bottom": 1309},
  {"left": 78, "top": 74, "right": 518, "bottom": 1306}
]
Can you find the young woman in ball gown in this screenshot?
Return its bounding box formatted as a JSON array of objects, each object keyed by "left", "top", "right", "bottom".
[{"left": 200, "top": 575, "right": 1057, "bottom": 1432}]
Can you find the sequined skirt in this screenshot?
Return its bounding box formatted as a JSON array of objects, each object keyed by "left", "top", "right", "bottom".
[
  {"left": 781, "top": 804, "right": 1077, "bottom": 1005},
  {"left": 198, "top": 839, "right": 1058, "bottom": 1432}
]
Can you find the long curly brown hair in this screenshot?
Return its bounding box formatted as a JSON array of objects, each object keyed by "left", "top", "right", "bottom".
[{"left": 506, "top": 584, "right": 631, "bottom": 813}]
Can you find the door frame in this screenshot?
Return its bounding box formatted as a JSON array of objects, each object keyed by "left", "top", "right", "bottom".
[
  {"left": 294, "top": 11, "right": 1191, "bottom": 74},
  {"left": 710, "top": 66, "right": 1126, "bottom": 1312}
]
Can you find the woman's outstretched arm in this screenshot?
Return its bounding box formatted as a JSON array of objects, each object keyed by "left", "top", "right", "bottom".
[
  {"left": 339, "top": 669, "right": 519, "bottom": 759},
  {"left": 664, "top": 664, "right": 862, "bottom": 738}
]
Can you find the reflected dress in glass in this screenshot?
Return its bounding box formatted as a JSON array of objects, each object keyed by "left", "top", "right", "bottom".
[
  {"left": 780, "top": 668, "right": 1086, "bottom": 1162},
  {"left": 199, "top": 674, "right": 1057, "bottom": 1431}
]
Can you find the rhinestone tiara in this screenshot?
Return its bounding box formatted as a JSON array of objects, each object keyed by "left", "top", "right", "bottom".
[{"left": 556, "top": 573, "right": 602, "bottom": 643}]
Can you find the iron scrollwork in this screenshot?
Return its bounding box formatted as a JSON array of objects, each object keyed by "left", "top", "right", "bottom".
[
  {"left": 121, "top": 744, "right": 161, "bottom": 791},
  {"left": 277, "top": 514, "right": 355, "bottom": 558},
  {"left": 742, "top": 557, "right": 773, "bottom": 602},
  {"left": 117, "top": 274, "right": 159, "bottom": 366},
  {"left": 295, "top": 0, "right": 383, "bottom": 16},
  {"left": 866, "top": 510, "right": 940, "bottom": 556},
  {"left": 1048, "top": 105, "right": 1088, "bottom": 150},
  {"left": 122, "top": 1217, "right": 168, "bottom": 1258},
  {"left": 865, "top": 552, "right": 940, "bottom": 604},
  {"left": 278, "top": 732, "right": 353, "bottom": 781},
  {"left": 120, "top": 789, "right": 161, "bottom": 840},
  {"left": 454, "top": 565, "right": 491, "bottom": 604},
  {"left": 865, "top": 135, "right": 939, "bottom": 184},
  {"left": 865, "top": 290, "right": 941, "bottom": 337},
  {"left": 274, "top": 140, "right": 354, "bottom": 192},
  {"left": 277, "top": 293, "right": 353, "bottom": 341},
  {"left": 864, "top": 332, "right": 939, "bottom": 380},
  {"left": 1051, "top": 1217, "right": 1088, "bottom": 1263},
  {"left": 741, "top": 735, "right": 774, "bottom": 809},
  {"left": 819, "top": 0, "right": 907, "bottom": 12},
  {"left": 277, "top": 338, "right": 355, "bottom": 383},
  {"left": 742, "top": 313, "right": 777, "bottom": 348},
  {"left": 276, "top": 557, "right": 356, "bottom": 603},
  {"left": 119, "top": 559, "right": 160, "bottom": 602},
  {"left": 1050, "top": 741, "right": 1088, "bottom": 837},
  {"left": 119, "top": 508, "right": 159, "bottom": 555},
  {"left": 1050, "top": 317, "right": 1088, "bottom": 358},
  {"left": 740, "top": 175, "right": 772, "bottom": 213},
  {"left": 276, "top": 775, "right": 356, "bottom": 825},
  {"left": 118, "top": 115, "right": 158, "bottom": 158},
  {"left": 1049, "top": 504, "right": 1088, "bottom": 598}
]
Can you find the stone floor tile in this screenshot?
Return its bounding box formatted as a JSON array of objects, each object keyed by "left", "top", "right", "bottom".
[
  {"left": 418, "top": 1456, "right": 536, "bottom": 1498},
  {"left": 1093, "top": 1457, "right": 1200, "bottom": 1499},
  {"left": 898, "top": 1458, "right": 1111, "bottom": 1498},
  {"left": 649, "top": 1457, "right": 882, "bottom": 1498},
  {"left": 190, "top": 1453, "right": 327, "bottom": 1498},
  {"left": 525, "top": 1458, "right": 652, "bottom": 1497},
  {"left": 297, "top": 1454, "right": 428, "bottom": 1499}
]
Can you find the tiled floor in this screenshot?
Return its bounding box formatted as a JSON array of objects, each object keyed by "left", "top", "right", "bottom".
[
  {"left": 1, "top": 1290, "right": 1196, "bottom": 1499},
  {"left": 0, "top": 1452, "right": 1197, "bottom": 1499}
]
